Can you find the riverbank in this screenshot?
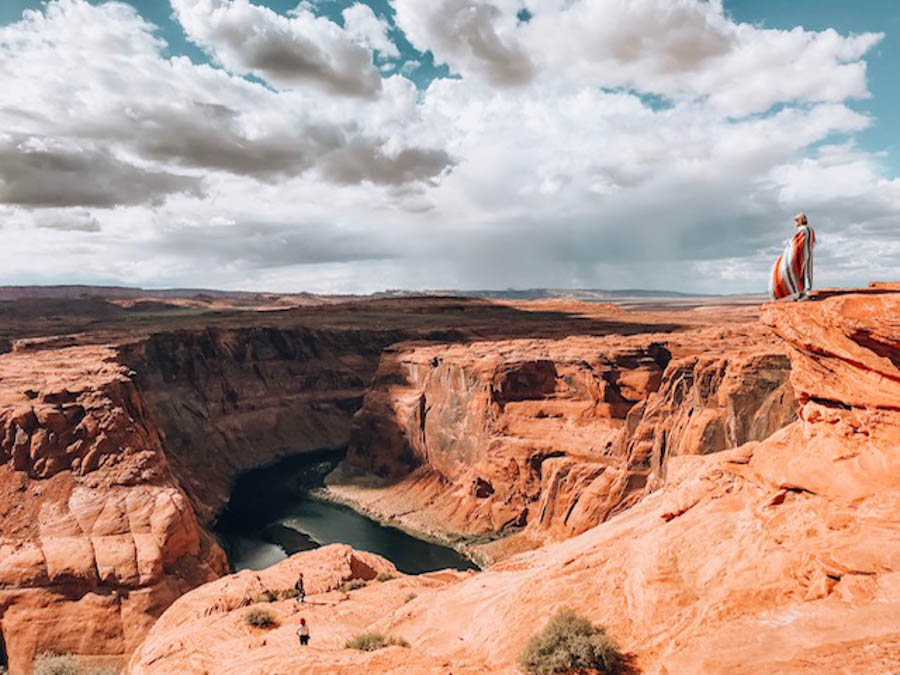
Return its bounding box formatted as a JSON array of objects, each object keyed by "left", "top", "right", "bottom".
[{"left": 319, "top": 462, "right": 524, "bottom": 568}]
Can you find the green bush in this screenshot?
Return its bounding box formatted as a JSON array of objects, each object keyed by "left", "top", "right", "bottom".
[
  {"left": 344, "top": 632, "right": 410, "bottom": 651},
  {"left": 339, "top": 579, "right": 367, "bottom": 593},
  {"left": 244, "top": 608, "right": 277, "bottom": 628},
  {"left": 519, "top": 608, "right": 623, "bottom": 675},
  {"left": 375, "top": 572, "right": 396, "bottom": 582},
  {"left": 33, "top": 653, "right": 79, "bottom": 675}
]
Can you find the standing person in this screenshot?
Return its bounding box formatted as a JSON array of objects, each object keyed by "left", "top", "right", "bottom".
[
  {"left": 769, "top": 212, "right": 816, "bottom": 301},
  {"left": 297, "top": 617, "right": 310, "bottom": 646},
  {"left": 295, "top": 573, "right": 305, "bottom": 604}
]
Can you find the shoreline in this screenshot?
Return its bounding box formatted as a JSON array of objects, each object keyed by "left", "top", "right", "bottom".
[
  {"left": 311, "top": 462, "right": 504, "bottom": 569},
  {"left": 307, "top": 485, "right": 492, "bottom": 570}
]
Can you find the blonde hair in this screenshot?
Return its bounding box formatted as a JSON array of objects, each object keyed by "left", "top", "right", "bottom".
[{"left": 794, "top": 212, "right": 808, "bottom": 225}]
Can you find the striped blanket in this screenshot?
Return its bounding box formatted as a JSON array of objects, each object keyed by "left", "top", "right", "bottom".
[{"left": 769, "top": 225, "right": 815, "bottom": 301}]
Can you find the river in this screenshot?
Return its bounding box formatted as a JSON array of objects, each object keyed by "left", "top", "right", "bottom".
[{"left": 214, "top": 450, "right": 477, "bottom": 574}]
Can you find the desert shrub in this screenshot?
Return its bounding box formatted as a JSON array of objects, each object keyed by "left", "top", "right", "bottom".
[
  {"left": 244, "top": 608, "right": 277, "bottom": 628},
  {"left": 256, "top": 590, "right": 277, "bottom": 603},
  {"left": 339, "top": 579, "right": 367, "bottom": 593},
  {"left": 33, "top": 652, "right": 79, "bottom": 675},
  {"left": 345, "top": 632, "right": 410, "bottom": 651},
  {"left": 404, "top": 592, "right": 417, "bottom": 603},
  {"left": 375, "top": 572, "right": 396, "bottom": 582},
  {"left": 519, "top": 608, "right": 623, "bottom": 675}
]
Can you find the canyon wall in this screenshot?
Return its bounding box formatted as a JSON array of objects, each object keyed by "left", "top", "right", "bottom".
[
  {"left": 0, "top": 324, "right": 420, "bottom": 673},
  {"left": 129, "top": 289, "right": 900, "bottom": 674},
  {"left": 0, "top": 296, "right": 814, "bottom": 671},
  {"left": 116, "top": 327, "right": 410, "bottom": 521},
  {"left": 331, "top": 322, "right": 796, "bottom": 559},
  {"left": 0, "top": 346, "right": 226, "bottom": 673}
]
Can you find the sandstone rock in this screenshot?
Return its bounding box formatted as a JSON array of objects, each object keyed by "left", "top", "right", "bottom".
[
  {"left": 4, "top": 291, "right": 898, "bottom": 674},
  {"left": 0, "top": 348, "right": 226, "bottom": 673},
  {"left": 127, "top": 545, "right": 487, "bottom": 674},
  {"left": 334, "top": 322, "right": 796, "bottom": 560}
]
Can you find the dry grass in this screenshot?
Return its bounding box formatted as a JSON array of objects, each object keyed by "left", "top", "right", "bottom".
[{"left": 345, "top": 632, "right": 410, "bottom": 651}]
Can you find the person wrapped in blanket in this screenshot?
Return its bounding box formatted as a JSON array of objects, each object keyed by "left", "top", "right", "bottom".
[{"left": 769, "top": 212, "right": 816, "bottom": 301}]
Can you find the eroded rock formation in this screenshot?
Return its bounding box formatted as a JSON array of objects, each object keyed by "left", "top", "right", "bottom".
[
  {"left": 128, "top": 289, "right": 900, "bottom": 674},
  {"left": 0, "top": 296, "right": 690, "bottom": 671},
  {"left": 329, "top": 320, "right": 796, "bottom": 560},
  {"left": 0, "top": 347, "right": 225, "bottom": 672},
  {"left": 116, "top": 327, "right": 408, "bottom": 521}
]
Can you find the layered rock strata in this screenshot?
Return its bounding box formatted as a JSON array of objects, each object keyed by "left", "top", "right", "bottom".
[
  {"left": 0, "top": 347, "right": 226, "bottom": 672},
  {"left": 329, "top": 321, "right": 796, "bottom": 560},
  {"left": 115, "top": 327, "right": 410, "bottom": 521}
]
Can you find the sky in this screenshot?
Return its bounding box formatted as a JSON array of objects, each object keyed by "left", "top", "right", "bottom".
[{"left": 0, "top": 0, "right": 898, "bottom": 293}]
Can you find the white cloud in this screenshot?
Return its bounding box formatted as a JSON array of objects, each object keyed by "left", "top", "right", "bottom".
[
  {"left": 0, "top": 0, "right": 896, "bottom": 293},
  {"left": 394, "top": 0, "right": 536, "bottom": 85},
  {"left": 397, "top": 0, "right": 882, "bottom": 115},
  {"left": 342, "top": 3, "right": 400, "bottom": 59},
  {"left": 170, "top": 0, "right": 383, "bottom": 96}
]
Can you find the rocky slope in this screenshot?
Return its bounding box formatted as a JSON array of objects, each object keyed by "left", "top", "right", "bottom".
[{"left": 128, "top": 289, "right": 900, "bottom": 674}]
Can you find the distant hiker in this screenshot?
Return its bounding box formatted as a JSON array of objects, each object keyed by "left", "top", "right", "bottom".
[
  {"left": 769, "top": 212, "right": 816, "bottom": 301},
  {"left": 297, "top": 617, "right": 310, "bottom": 646},
  {"left": 295, "top": 573, "right": 305, "bottom": 604}
]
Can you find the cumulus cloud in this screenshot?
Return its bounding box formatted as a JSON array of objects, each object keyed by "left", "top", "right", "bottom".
[
  {"left": 342, "top": 3, "right": 400, "bottom": 58},
  {"left": 394, "top": 0, "right": 536, "bottom": 85},
  {"left": 0, "top": 0, "right": 896, "bottom": 294},
  {"left": 318, "top": 140, "right": 452, "bottom": 185},
  {"left": 170, "top": 0, "right": 383, "bottom": 97},
  {"left": 0, "top": 0, "right": 450, "bottom": 192},
  {"left": 0, "top": 135, "right": 201, "bottom": 207},
  {"left": 396, "top": 0, "right": 881, "bottom": 114}
]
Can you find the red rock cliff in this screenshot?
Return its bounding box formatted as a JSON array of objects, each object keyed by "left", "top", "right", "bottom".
[
  {"left": 116, "top": 327, "right": 409, "bottom": 521},
  {"left": 332, "top": 319, "right": 796, "bottom": 559},
  {"left": 0, "top": 346, "right": 226, "bottom": 673}
]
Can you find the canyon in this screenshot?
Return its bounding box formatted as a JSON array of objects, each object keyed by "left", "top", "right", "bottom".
[{"left": 1, "top": 287, "right": 898, "bottom": 673}]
